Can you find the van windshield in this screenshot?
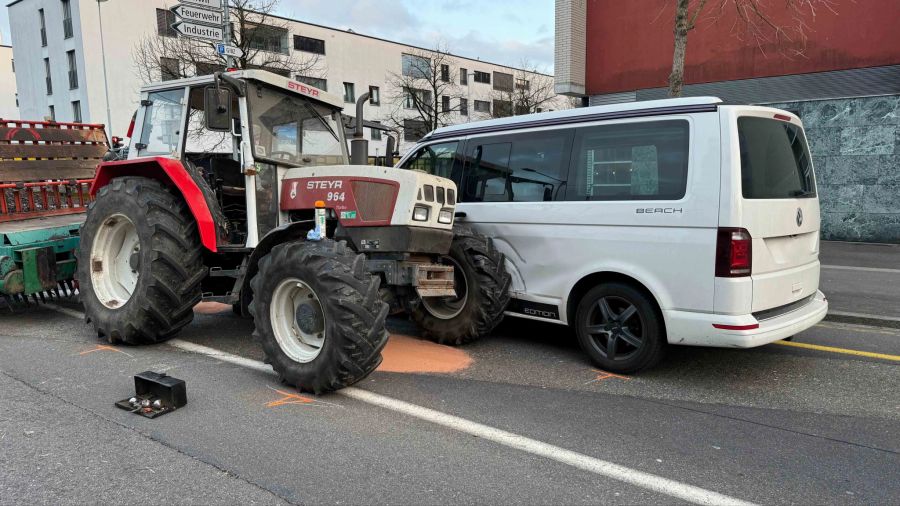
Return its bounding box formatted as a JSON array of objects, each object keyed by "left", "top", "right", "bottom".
[{"left": 738, "top": 116, "right": 816, "bottom": 199}]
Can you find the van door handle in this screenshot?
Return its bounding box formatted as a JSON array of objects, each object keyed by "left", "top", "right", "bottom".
[{"left": 455, "top": 212, "right": 467, "bottom": 219}]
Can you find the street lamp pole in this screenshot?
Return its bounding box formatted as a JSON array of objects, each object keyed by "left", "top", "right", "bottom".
[{"left": 96, "top": 0, "right": 112, "bottom": 134}]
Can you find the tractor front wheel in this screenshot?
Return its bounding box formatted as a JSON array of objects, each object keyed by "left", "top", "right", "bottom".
[
  {"left": 249, "top": 239, "right": 389, "bottom": 394},
  {"left": 76, "top": 177, "right": 205, "bottom": 344}
]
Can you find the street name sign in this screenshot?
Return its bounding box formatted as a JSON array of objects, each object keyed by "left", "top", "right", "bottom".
[
  {"left": 172, "top": 4, "right": 224, "bottom": 26},
  {"left": 173, "top": 21, "right": 224, "bottom": 42},
  {"left": 217, "top": 44, "right": 245, "bottom": 59},
  {"left": 178, "top": 0, "right": 223, "bottom": 10}
]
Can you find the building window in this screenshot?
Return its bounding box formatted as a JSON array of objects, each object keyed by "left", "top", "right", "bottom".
[
  {"left": 473, "top": 71, "right": 490, "bottom": 84},
  {"left": 493, "top": 71, "right": 514, "bottom": 92},
  {"left": 459, "top": 98, "right": 468, "bottom": 116},
  {"left": 66, "top": 50, "right": 78, "bottom": 89},
  {"left": 71, "top": 100, "right": 82, "bottom": 123},
  {"left": 61, "top": 0, "right": 73, "bottom": 39},
  {"left": 369, "top": 85, "right": 380, "bottom": 106},
  {"left": 492, "top": 99, "right": 512, "bottom": 117},
  {"left": 296, "top": 75, "right": 327, "bottom": 91},
  {"left": 195, "top": 61, "right": 225, "bottom": 76},
  {"left": 516, "top": 78, "right": 530, "bottom": 91},
  {"left": 156, "top": 8, "right": 176, "bottom": 37},
  {"left": 371, "top": 121, "right": 382, "bottom": 141},
  {"left": 460, "top": 68, "right": 467, "bottom": 85},
  {"left": 294, "top": 35, "right": 325, "bottom": 55},
  {"left": 403, "top": 119, "right": 428, "bottom": 142},
  {"left": 442, "top": 95, "right": 450, "bottom": 113},
  {"left": 248, "top": 24, "right": 288, "bottom": 54},
  {"left": 160, "top": 57, "right": 180, "bottom": 81},
  {"left": 440, "top": 64, "right": 449, "bottom": 82},
  {"left": 39, "top": 9, "right": 47, "bottom": 46},
  {"left": 473, "top": 100, "right": 490, "bottom": 114},
  {"left": 44, "top": 58, "right": 52, "bottom": 95},
  {"left": 343, "top": 82, "right": 355, "bottom": 103},
  {"left": 404, "top": 88, "right": 432, "bottom": 110},
  {"left": 48, "top": 105, "right": 55, "bottom": 121},
  {"left": 401, "top": 54, "right": 431, "bottom": 79}
]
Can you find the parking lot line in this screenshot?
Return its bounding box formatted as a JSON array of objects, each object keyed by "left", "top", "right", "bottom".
[
  {"left": 821, "top": 264, "right": 900, "bottom": 274},
  {"left": 774, "top": 340, "right": 900, "bottom": 361}
]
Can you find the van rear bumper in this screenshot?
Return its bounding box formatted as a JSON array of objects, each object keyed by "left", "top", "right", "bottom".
[{"left": 664, "top": 290, "right": 828, "bottom": 348}]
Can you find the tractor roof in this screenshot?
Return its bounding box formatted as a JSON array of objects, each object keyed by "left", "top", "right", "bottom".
[{"left": 140, "top": 69, "right": 344, "bottom": 110}]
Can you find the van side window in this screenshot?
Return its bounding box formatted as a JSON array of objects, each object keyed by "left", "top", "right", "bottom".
[
  {"left": 463, "top": 131, "right": 571, "bottom": 202},
  {"left": 570, "top": 120, "right": 689, "bottom": 201},
  {"left": 400, "top": 141, "right": 459, "bottom": 179}
]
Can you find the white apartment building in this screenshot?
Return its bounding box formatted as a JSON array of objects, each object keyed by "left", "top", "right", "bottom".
[
  {"left": 0, "top": 42, "right": 19, "bottom": 119},
  {"left": 8, "top": 0, "right": 565, "bottom": 154}
]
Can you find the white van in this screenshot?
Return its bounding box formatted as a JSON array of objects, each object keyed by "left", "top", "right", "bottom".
[{"left": 396, "top": 97, "right": 828, "bottom": 373}]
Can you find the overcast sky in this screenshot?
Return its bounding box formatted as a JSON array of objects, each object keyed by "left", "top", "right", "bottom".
[{"left": 0, "top": 0, "right": 555, "bottom": 71}]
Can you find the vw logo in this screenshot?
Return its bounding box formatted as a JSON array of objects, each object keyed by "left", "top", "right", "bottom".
[{"left": 796, "top": 208, "right": 803, "bottom": 227}]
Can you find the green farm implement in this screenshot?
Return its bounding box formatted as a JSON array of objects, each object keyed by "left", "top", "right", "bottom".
[{"left": 0, "top": 119, "right": 107, "bottom": 308}]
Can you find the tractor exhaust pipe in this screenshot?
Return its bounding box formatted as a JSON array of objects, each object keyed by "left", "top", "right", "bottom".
[
  {"left": 350, "top": 93, "right": 370, "bottom": 165},
  {"left": 384, "top": 135, "right": 396, "bottom": 167}
]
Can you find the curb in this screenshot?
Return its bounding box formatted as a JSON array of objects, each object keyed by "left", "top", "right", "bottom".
[{"left": 824, "top": 311, "right": 900, "bottom": 330}]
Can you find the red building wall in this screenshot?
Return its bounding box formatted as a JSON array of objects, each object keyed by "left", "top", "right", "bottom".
[{"left": 584, "top": 0, "right": 900, "bottom": 95}]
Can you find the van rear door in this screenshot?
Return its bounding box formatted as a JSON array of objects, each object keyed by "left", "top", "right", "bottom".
[{"left": 734, "top": 111, "right": 820, "bottom": 313}]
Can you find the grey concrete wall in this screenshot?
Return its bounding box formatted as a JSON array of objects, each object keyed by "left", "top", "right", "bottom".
[{"left": 767, "top": 95, "right": 899, "bottom": 244}]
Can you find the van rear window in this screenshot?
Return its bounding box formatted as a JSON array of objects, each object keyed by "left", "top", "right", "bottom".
[{"left": 738, "top": 117, "right": 816, "bottom": 199}]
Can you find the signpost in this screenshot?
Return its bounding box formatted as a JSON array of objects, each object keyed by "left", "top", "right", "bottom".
[{"left": 171, "top": 0, "right": 237, "bottom": 68}]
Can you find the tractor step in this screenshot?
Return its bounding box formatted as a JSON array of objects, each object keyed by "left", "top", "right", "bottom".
[{"left": 411, "top": 263, "right": 456, "bottom": 298}]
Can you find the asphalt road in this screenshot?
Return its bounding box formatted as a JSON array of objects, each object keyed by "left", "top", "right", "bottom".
[
  {"left": 819, "top": 241, "right": 900, "bottom": 321},
  {"left": 1, "top": 299, "right": 898, "bottom": 505}
]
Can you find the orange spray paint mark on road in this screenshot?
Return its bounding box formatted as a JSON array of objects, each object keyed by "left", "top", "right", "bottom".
[
  {"left": 78, "top": 345, "right": 133, "bottom": 358},
  {"left": 377, "top": 334, "right": 473, "bottom": 374},
  {"left": 265, "top": 389, "right": 316, "bottom": 408},
  {"left": 193, "top": 302, "right": 231, "bottom": 314},
  {"left": 585, "top": 369, "right": 631, "bottom": 384}
]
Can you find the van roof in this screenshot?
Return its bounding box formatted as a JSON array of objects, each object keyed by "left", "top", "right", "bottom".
[{"left": 423, "top": 96, "right": 723, "bottom": 142}]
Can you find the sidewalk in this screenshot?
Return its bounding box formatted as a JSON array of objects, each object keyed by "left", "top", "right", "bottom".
[{"left": 819, "top": 241, "right": 900, "bottom": 327}]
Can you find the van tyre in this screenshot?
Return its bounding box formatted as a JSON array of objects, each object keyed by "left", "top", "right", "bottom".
[
  {"left": 574, "top": 283, "right": 666, "bottom": 373},
  {"left": 249, "top": 239, "right": 390, "bottom": 394},
  {"left": 77, "top": 177, "right": 205, "bottom": 345},
  {"left": 413, "top": 227, "right": 512, "bottom": 345}
]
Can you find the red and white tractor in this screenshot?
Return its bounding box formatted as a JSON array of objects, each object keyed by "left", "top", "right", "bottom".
[{"left": 77, "top": 70, "right": 509, "bottom": 393}]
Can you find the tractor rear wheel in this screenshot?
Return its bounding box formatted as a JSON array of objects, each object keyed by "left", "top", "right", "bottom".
[
  {"left": 249, "top": 239, "right": 389, "bottom": 394},
  {"left": 412, "top": 227, "right": 511, "bottom": 345},
  {"left": 76, "top": 177, "right": 205, "bottom": 344}
]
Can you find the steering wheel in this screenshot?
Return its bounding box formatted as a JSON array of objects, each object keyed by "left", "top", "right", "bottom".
[{"left": 269, "top": 151, "right": 296, "bottom": 161}]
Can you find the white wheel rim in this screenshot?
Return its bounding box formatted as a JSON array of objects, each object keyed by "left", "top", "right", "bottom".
[
  {"left": 90, "top": 214, "right": 140, "bottom": 309},
  {"left": 421, "top": 256, "right": 468, "bottom": 320},
  {"left": 270, "top": 277, "right": 326, "bottom": 363}
]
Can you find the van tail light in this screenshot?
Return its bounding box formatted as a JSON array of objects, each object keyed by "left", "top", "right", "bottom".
[{"left": 715, "top": 228, "right": 752, "bottom": 277}]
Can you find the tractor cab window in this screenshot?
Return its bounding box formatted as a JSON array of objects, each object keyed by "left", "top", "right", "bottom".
[
  {"left": 185, "top": 87, "right": 240, "bottom": 155},
  {"left": 138, "top": 89, "right": 184, "bottom": 156},
  {"left": 248, "top": 83, "right": 346, "bottom": 167}
]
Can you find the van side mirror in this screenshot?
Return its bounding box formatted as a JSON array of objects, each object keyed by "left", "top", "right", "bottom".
[{"left": 205, "top": 87, "right": 232, "bottom": 132}]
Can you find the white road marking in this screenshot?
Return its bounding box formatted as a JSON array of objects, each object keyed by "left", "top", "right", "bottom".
[
  {"left": 47, "top": 305, "right": 757, "bottom": 506},
  {"left": 43, "top": 303, "right": 87, "bottom": 320},
  {"left": 828, "top": 310, "right": 900, "bottom": 323},
  {"left": 821, "top": 264, "right": 900, "bottom": 274}
]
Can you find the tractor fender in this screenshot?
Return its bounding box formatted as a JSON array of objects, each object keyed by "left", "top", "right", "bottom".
[
  {"left": 234, "top": 220, "right": 314, "bottom": 316},
  {"left": 92, "top": 157, "right": 221, "bottom": 252}
]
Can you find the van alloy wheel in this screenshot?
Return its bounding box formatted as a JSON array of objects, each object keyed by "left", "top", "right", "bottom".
[{"left": 584, "top": 296, "right": 644, "bottom": 361}]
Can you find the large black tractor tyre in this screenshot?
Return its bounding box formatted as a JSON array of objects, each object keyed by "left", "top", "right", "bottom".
[
  {"left": 249, "top": 239, "right": 390, "bottom": 394},
  {"left": 412, "top": 227, "right": 512, "bottom": 345},
  {"left": 76, "top": 177, "right": 206, "bottom": 345}
]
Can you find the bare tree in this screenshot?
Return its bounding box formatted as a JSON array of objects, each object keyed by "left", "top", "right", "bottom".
[
  {"left": 133, "top": 0, "right": 320, "bottom": 84},
  {"left": 490, "top": 60, "right": 558, "bottom": 118},
  {"left": 666, "top": 0, "right": 837, "bottom": 97},
  {"left": 384, "top": 45, "right": 466, "bottom": 141}
]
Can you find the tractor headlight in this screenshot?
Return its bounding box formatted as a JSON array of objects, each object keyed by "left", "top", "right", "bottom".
[
  {"left": 413, "top": 205, "right": 430, "bottom": 222},
  {"left": 438, "top": 209, "right": 453, "bottom": 224}
]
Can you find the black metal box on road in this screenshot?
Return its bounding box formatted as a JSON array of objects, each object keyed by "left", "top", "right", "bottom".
[{"left": 135, "top": 371, "right": 187, "bottom": 408}]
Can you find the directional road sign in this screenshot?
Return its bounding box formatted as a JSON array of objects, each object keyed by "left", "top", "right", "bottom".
[
  {"left": 178, "top": 0, "right": 223, "bottom": 10},
  {"left": 217, "top": 44, "right": 245, "bottom": 59},
  {"left": 172, "top": 4, "right": 224, "bottom": 26},
  {"left": 172, "top": 21, "right": 224, "bottom": 42}
]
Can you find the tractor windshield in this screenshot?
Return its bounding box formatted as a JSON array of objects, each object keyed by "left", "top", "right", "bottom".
[{"left": 248, "top": 84, "right": 346, "bottom": 167}]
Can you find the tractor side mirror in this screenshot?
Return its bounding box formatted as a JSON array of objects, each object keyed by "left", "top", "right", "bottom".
[{"left": 204, "top": 87, "right": 233, "bottom": 132}]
